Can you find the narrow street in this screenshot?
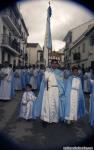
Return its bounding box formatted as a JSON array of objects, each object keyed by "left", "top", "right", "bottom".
[
  {"left": 0, "top": 91, "right": 94, "bottom": 149},
  {"left": 0, "top": 1, "right": 94, "bottom": 150}
]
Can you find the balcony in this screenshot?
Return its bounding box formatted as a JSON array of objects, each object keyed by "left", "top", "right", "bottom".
[
  {"left": 73, "top": 53, "right": 80, "bottom": 61},
  {"left": 0, "top": 9, "right": 21, "bottom": 37},
  {"left": 0, "top": 34, "right": 20, "bottom": 55}
]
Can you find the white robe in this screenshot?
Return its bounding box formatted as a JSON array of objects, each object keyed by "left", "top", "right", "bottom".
[
  {"left": 41, "top": 69, "right": 59, "bottom": 123},
  {"left": 66, "top": 77, "right": 80, "bottom": 121},
  {"left": 19, "top": 91, "right": 36, "bottom": 120},
  {"left": 30, "top": 69, "right": 38, "bottom": 90},
  {"left": 14, "top": 69, "right": 22, "bottom": 90},
  {"left": 84, "top": 72, "right": 91, "bottom": 93},
  {"left": 0, "top": 67, "right": 12, "bottom": 100}
]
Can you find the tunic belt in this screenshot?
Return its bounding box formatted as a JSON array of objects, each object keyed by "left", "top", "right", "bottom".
[{"left": 49, "top": 85, "right": 58, "bottom": 87}]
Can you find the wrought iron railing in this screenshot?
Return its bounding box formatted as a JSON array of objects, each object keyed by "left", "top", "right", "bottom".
[
  {"left": 0, "top": 34, "right": 20, "bottom": 53},
  {"left": 1, "top": 9, "right": 21, "bottom": 34}
]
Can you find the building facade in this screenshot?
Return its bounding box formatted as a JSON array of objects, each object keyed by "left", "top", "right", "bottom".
[
  {"left": 64, "top": 19, "right": 94, "bottom": 68},
  {"left": 0, "top": 4, "right": 29, "bottom": 66},
  {"left": 48, "top": 51, "right": 64, "bottom": 66},
  {"left": 26, "top": 43, "right": 43, "bottom": 65},
  {"left": 69, "top": 26, "right": 94, "bottom": 69}
]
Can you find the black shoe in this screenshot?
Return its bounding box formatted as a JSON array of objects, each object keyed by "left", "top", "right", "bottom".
[{"left": 42, "top": 121, "right": 48, "bottom": 128}]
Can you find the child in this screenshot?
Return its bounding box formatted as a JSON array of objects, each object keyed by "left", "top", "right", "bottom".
[{"left": 19, "top": 84, "right": 36, "bottom": 120}]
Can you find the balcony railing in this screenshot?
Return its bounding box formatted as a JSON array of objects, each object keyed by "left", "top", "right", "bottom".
[
  {"left": 0, "top": 34, "right": 20, "bottom": 53},
  {"left": 1, "top": 9, "right": 21, "bottom": 34}
]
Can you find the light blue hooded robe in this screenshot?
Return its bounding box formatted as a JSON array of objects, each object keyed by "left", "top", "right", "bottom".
[{"left": 89, "top": 79, "right": 94, "bottom": 127}]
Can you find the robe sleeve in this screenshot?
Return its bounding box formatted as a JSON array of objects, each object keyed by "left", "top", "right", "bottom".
[
  {"left": 22, "top": 93, "right": 27, "bottom": 104},
  {"left": 7, "top": 69, "right": 13, "bottom": 81},
  {"left": 31, "top": 92, "right": 36, "bottom": 101},
  {"left": 3, "top": 68, "right": 12, "bottom": 81},
  {"left": 89, "top": 79, "right": 94, "bottom": 93},
  {"left": 44, "top": 71, "right": 49, "bottom": 81}
]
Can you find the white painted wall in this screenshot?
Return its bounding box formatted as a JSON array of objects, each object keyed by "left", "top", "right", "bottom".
[
  {"left": 27, "top": 44, "right": 42, "bottom": 65},
  {"left": 71, "top": 30, "right": 94, "bottom": 68},
  {"left": 0, "top": 7, "right": 28, "bottom": 65},
  {"left": 72, "top": 19, "right": 94, "bottom": 43}
]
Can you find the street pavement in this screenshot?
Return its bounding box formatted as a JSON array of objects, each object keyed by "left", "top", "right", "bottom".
[{"left": 0, "top": 91, "right": 94, "bottom": 149}]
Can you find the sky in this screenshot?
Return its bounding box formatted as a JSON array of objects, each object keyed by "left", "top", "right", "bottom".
[{"left": 19, "top": 0, "right": 94, "bottom": 51}]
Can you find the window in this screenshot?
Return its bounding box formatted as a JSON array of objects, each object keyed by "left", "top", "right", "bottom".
[{"left": 82, "top": 43, "right": 85, "bottom": 53}]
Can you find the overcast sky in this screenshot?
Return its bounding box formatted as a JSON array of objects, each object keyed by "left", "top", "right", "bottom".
[{"left": 19, "top": 0, "right": 94, "bottom": 51}]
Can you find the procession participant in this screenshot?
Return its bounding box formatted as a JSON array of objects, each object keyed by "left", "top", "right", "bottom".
[
  {"left": 34, "top": 59, "right": 65, "bottom": 124},
  {"left": 34, "top": 65, "right": 39, "bottom": 90},
  {"left": 36, "top": 64, "right": 45, "bottom": 91},
  {"left": 19, "top": 84, "right": 36, "bottom": 120},
  {"left": 90, "top": 68, "right": 94, "bottom": 80},
  {"left": 78, "top": 66, "right": 82, "bottom": 75},
  {"left": 0, "top": 61, "right": 14, "bottom": 100},
  {"left": 29, "top": 65, "right": 33, "bottom": 80},
  {"left": 20, "top": 66, "right": 26, "bottom": 90},
  {"left": 64, "top": 66, "right": 71, "bottom": 79},
  {"left": 28, "top": 66, "right": 32, "bottom": 83},
  {"left": 83, "top": 68, "right": 91, "bottom": 94},
  {"left": 78, "top": 66, "right": 84, "bottom": 90},
  {"left": 29, "top": 65, "right": 33, "bottom": 87},
  {"left": 64, "top": 65, "right": 85, "bottom": 124},
  {"left": 36, "top": 65, "right": 40, "bottom": 90},
  {"left": 9, "top": 64, "right": 15, "bottom": 98},
  {"left": 29, "top": 65, "right": 37, "bottom": 91},
  {"left": 24, "top": 66, "right": 30, "bottom": 85},
  {"left": 36, "top": 65, "right": 44, "bottom": 90},
  {"left": 14, "top": 65, "right": 22, "bottom": 91},
  {"left": 89, "top": 70, "right": 94, "bottom": 127},
  {"left": 63, "top": 66, "right": 71, "bottom": 92}
]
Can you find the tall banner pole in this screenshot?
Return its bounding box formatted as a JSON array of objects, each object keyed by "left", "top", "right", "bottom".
[{"left": 43, "top": 1, "right": 52, "bottom": 67}]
